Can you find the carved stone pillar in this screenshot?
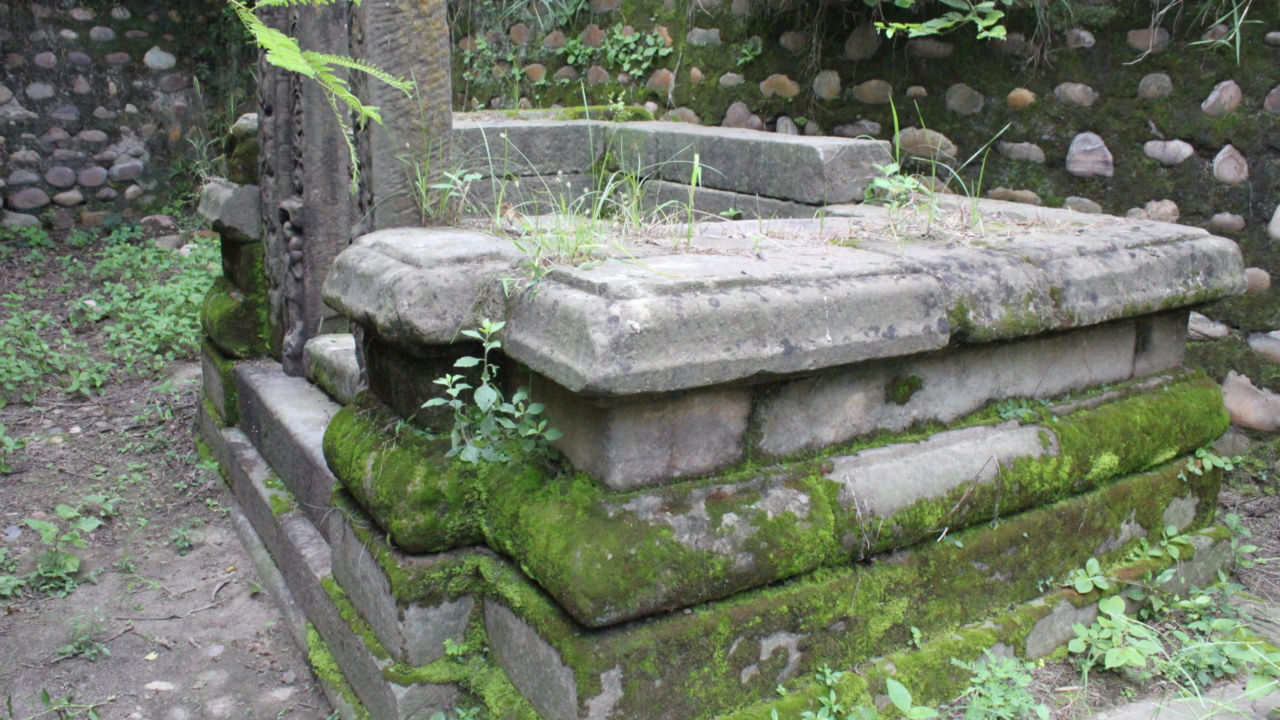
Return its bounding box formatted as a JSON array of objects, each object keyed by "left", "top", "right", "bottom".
[{"left": 350, "top": 0, "right": 454, "bottom": 232}]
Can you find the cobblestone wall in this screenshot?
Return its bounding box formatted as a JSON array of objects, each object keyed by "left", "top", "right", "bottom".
[{"left": 0, "top": 1, "right": 247, "bottom": 229}]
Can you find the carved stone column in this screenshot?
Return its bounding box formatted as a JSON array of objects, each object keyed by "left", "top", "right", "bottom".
[{"left": 350, "top": 0, "right": 454, "bottom": 232}]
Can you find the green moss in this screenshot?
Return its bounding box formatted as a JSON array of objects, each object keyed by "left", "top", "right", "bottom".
[
  {"left": 201, "top": 276, "right": 270, "bottom": 359},
  {"left": 836, "top": 372, "right": 1226, "bottom": 556},
  {"left": 557, "top": 105, "right": 655, "bottom": 122},
  {"left": 328, "top": 372, "right": 1227, "bottom": 628},
  {"left": 1186, "top": 336, "right": 1280, "bottom": 393},
  {"left": 307, "top": 624, "right": 374, "bottom": 720},
  {"left": 324, "top": 403, "right": 486, "bottom": 553},
  {"left": 345, "top": 458, "right": 1219, "bottom": 718},
  {"left": 200, "top": 337, "right": 239, "bottom": 425},
  {"left": 320, "top": 577, "right": 393, "bottom": 661},
  {"left": 885, "top": 375, "right": 924, "bottom": 405}
]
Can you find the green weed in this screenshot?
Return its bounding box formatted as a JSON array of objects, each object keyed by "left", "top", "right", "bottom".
[{"left": 952, "top": 651, "right": 1049, "bottom": 720}]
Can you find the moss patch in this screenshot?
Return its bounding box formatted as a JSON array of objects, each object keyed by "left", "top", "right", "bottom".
[
  {"left": 885, "top": 375, "right": 924, "bottom": 405},
  {"left": 307, "top": 624, "right": 374, "bottom": 720},
  {"left": 326, "top": 373, "right": 1227, "bottom": 628},
  {"left": 346, "top": 459, "right": 1219, "bottom": 720},
  {"left": 201, "top": 276, "right": 270, "bottom": 359},
  {"left": 201, "top": 337, "right": 239, "bottom": 425},
  {"left": 1186, "top": 336, "right": 1280, "bottom": 393}
]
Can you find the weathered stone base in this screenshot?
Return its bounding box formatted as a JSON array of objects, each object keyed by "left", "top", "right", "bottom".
[{"left": 201, "top": 346, "right": 1236, "bottom": 720}]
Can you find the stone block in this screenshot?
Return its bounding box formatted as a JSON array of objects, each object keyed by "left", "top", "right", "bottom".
[
  {"left": 460, "top": 173, "right": 595, "bottom": 218},
  {"left": 754, "top": 319, "right": 1138, "bottom": 457},
  {"left": 477, "top": 460, "right": 1219, "bottom": 720},
  {"left": 453, "top": 120, "right": 606, "bottom": 178},
  {"left": 505, "top": 247, "right": 948, "bottom": 395},
  {"left": 360, "top": 332, "right": 471, "bottom": 423},
  {"left": 328, "top": 509, "right": 474, "bottom": 666},
  {"left": 236, "top": 361, "right": 342, "bottom": 530},
  {"left": 221, "top": 427, "right": 297, "bottom": 554},
  {"left": 640, "top": 180, "right": 818, "bottom": 221},
  {"left": 826, "top": 421, "right": 1054, "bottom": 519},
  {"left": 201, "top": 338, "right": 238, "bottom": 425},
  {"left": 485, "top": 600, "right": 582, "bottom": 720},
  {"left": 322, "top": 228, "right": 524, "bottom": 348},
  {"left": 608, "top": 121, "right": 892, "bottom": 204},
  {"left": 197, "top": 178, "right": 262, "bottom": 243},
  {"left": 304, "top": 334, "right": 365, "bottom": 405},
  {"left": 1133, "top": 310, "right": 1189, "bottom": 377},
  {"left": 535, "top": 378, "right": 751, "bottom": 489},
  {"left": 327, "top": 374, "right": 1227, "bottom": 627}
]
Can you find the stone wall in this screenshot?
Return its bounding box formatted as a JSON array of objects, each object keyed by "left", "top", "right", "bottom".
[
  {"left": 0, "top": 1, "right": 250, "bottom": 229},
  {"left": 446, "top": 0, "right": 1280, "bottom": 328}
]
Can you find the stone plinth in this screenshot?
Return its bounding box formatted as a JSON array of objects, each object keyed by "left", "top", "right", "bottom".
[{"left": 323, "top": 209, "right": 1243, "bottom": 489}]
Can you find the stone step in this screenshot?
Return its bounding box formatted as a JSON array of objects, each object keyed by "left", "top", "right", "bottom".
[
  {"left": 324, "top": 372, "right": 1228, "bottom": 627},
  {"left": 201, "top": 419, "right": 461, "bottom": 720},
  {"left": 330, "top": 459, "right": 1227, "bottom": 720},
  {"left": 304, "top": 334, "right": 365, "bottom": 405},
  {"left": 235, "top": 360, "right": 343, "bottom": 532}
]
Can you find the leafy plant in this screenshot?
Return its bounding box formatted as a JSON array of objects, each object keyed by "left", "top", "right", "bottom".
[
  {"left": 0, "top": 549, "right": 23, "bottom": 599},
  {"left": 423, "top": 319, "right": 561, "bottom": 464},
  {"left": 556, "top": 37, "right": 597, "bottom": 67},
  {"left": 0, "top": 423, "right": 23, "bottom": 474},
  {"left": 952, "top": 651, "right": 1049, "bottom": 720},
  {"left": 1063, "top": 557, "right": 1111, "bottom": 594},
  {"left": 170, "top": 526, "right": 194, "bottom": 556},
  {"left": 1069, "top": 595, "right": 1164, "bottom": 676},
  {"left": 600, "top": 24, "right": 672, "bottom": 78},
  {"left": 57, "top": 619, "right": 111, "bottom": 662},
  {"left": 876, "top": 0, "right": 1015, "bottom": 40},
  {"left": 25, "top": 505, "right": 102, "bottom": 597},
  {"left": 735, "top": 35, "right": 763, "bottom": 66}
]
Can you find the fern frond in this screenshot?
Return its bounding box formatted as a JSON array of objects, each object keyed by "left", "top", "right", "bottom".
[{"left": 305, "top": 52, "right": 414, "bottom": 93}]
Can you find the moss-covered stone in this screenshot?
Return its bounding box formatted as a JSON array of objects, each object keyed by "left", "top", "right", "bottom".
[
  {"left": 201, "top": 276, "right": 270, "bottom": 359},
  {"left": 885, "top": 375, "right": 924, "bottom": 405},
  {"left": 1186, "top": 336, "right": 1280, "bottom": 393},
  {"left": 343, "top": 459, "right": 1220, "bottom": 720},
  {"left": 325, "top": 372, "right": 1227, "bottom": 628},
  {"left": 556, "top": 105, "right": 655, "bottom": 122},
  {"left": 201, "top": 337, "right": 239, "bottom": 426},
  {"left": 307, "top": 624, "right": 374, "bottom": 720},
  {"left": 219, "top": 238, "right": 268, "bottom": 297}
]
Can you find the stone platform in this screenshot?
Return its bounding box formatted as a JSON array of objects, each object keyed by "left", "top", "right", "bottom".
[
  {"left": 200, "top": 160, "right": 1249, "bottom": 720},
  {"left": 198, "top": 356, "right": 1236, "bottom": 720}
]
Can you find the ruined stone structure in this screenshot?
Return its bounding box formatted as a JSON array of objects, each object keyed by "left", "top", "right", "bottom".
[{"left": 197, "top": 5, "right": 1249, "bottom": 720}]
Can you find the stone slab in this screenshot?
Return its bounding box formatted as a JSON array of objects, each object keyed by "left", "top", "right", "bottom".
[
  {"left": 216, "top": 414, "right": 458, "bottom": 720},
  {"left": 235, "top": 361, "right": 342, "bottom": 531},
  {"left": 536, "top": 379, "right": 752, "bottom": 489},
  {"left": 641, "top": 180, "right": 818, "bottom": 221},
  {"left": 323, "top": 216, "right": 1241, "bottom": 398},
  {"left": 453, "top": 120, "right": 607, "bottom": 178},
  {"left": 197, "top": 178, "right": 262, "bottom": 243},
  {"left": 827, "top": 421, "right": 1055, "bottom": 518},
  {"left": 505, "top": 246, "right": 948, "bottom": 395},
  {"left": 201, "top": 339, "right": 237, "bottom": 425},
  {"left": 1134, "top": 311, "right": 1189, "bottom": 377},
  {"left": 322, "top": 228, "right": 524, "bottom": 348},
  {"left": 477, "top": 461, "right": 1220, "bottom": 720},
  {"left": 305, "top": 334, "right": 366, "bottom": 405},
  {"left": 754, "top": 319, "right": 1139, "bottom": 457},
  {"left": 607, "top": 121, "right": 892, "bottom": 204},
  {"left": 327, "top": 373, "right": 1227, "bottom": 628},
  {"left": 328, "top": 508, "right": 474, "bottom": 667}
]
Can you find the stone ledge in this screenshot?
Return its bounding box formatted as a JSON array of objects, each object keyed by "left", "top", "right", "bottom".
[
  {"left": 324, "top": 372, "right": 1228, "bottom": 628},
  {"left": 304, "top": 334, "right": 365, "bottom": 405},
  {"left": 337, "top": 460, "right": 1220, "bottom": 720},
  {"left": 607, "top": 122, "right": 892, "bottom": 204},
  {"left": 323, "top": 213, "right": 1243, "bottom": 396},
  {"left": 236, "top": 361, "right": 342, "bottom": 531}
]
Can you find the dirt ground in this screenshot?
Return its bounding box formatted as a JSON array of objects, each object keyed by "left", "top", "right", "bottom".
[
  {"left": 0, "top": 232, "right": 332, "bottom": 720},
  {"left": 0, "top": 361, "right": 331, "bottom": 719}
]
